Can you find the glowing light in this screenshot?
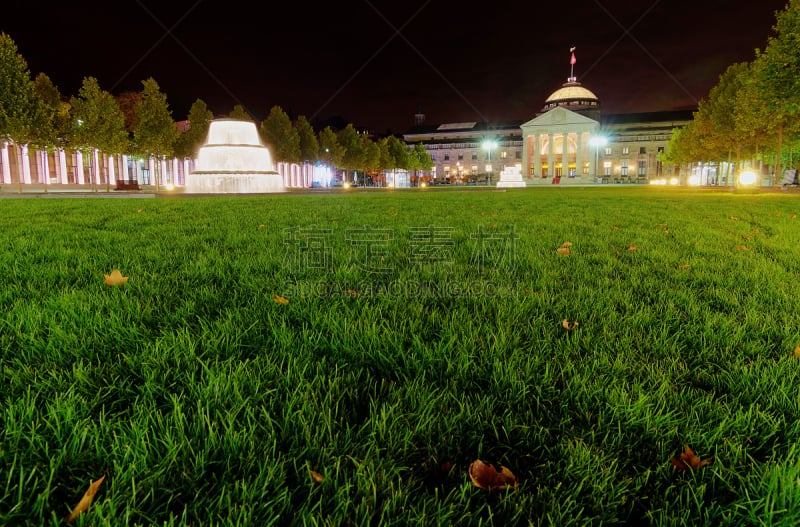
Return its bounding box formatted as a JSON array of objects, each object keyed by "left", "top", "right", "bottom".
[
  {"left": 739, "top": 171, "right": 757, "bottom": 186},
  {"left": 588, "top": 136, "right": 608, "bottom": 147},
  {"left": 669, "top": 178, "right": 679, "bottom": 185},
  {"left": 165, "top": 183, "right": 175, "bottom": 191},
  {"left": 420, "top": 182, "right": 427, "bottom": 188},
  {"left": 688, "top": 175, "right": 701, "bottom": 186},
  {"left": 343, "top": 182, "right": 351, "bottom": 189}
]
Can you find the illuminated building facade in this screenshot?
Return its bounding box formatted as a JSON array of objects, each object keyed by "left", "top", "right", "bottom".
[{"left": 403, "top": 77, "right": 693, "bottom": 185}]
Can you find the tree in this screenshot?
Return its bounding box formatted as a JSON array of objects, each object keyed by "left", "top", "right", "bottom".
[
  {"left": 0, "top": 32, "right": 42, "bottom": 146},
  {"left": 33, "top": 72, "right": 69, "bottom": 148},
  {"left": 134, "top": 77, "right": 179, "bottom": 191},
  {"left": 411, "top": 143, "right": 433, "bottom": 185},
  {"left": 295, "top": 115, "right": 319, "bottom": 163},
  {"left": 70, "top": 77, "right": 127, "bottom": 155},
  {"left": 260, "top": 105, "right": 300, "bottom": 163},
  {"left": 319, "top": 125, "right": 344, "bottom": 178},
  {"left": 175, "top": 98, "right": 213, "bottom": 158},
  {"left": 745, "top": 0, "right": 800, "bottom": 181},
  {"left": 362, "top": 135, "right": 380, "bottom": 185},
  {"left": 229, "top": 104, "right": 251, "bottom": 120},
  {"left": 115, "top": 91, "right": 142, "bottom": 133},
  {"left": 337, "top": 124, "right": 365, "bottom": 183}
]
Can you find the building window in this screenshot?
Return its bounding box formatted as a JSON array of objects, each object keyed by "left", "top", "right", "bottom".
[
  {"left": 515, "top": 151, "right": 522, "bottom": 159},
  {"left": 622, "top": 147, "right": 629, "bottom": 155},
  {"left": 603, "top": 161, "right": 611, "bottom": 176},
  {"left": 639, "top": 147, "right": 647, "bottom": 155},
  {"left": 457, "top": 153, "right": 463, "bottom": 161},
  {"left": 472, "top": 153, "right": 477, "bottom": 161},
  {"left": 444, "top": 153, "right": 450, "bottom": 161},
  {"left": 604, "top": 147, "right": 612, "bottom": 156},
  {"left": 621, "top": 161, "right": 629, "bottom": 176},
  {"left": 471, "top": 165, "right": 478, "bottom": 173},
  {"left": 638, "top": 160, "right": 647, "bottom": 175},
  {"left": 500, "top": 151, "right": 508, "bottom": 159},
  {"left": 657, "top": 146, "right": 665, "bottom": 154},
  {"left": 430, "top": 154, "right": 436, "bottom": 161}
]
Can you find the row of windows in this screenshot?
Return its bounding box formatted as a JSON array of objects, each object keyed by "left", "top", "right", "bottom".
[{"left": 432, "top": 151, "right": 522, "bottom": 162}]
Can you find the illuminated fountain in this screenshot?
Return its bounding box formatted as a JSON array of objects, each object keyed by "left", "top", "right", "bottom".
[{"left": 184, "top": 119, "right": 285, "bottom": 193}]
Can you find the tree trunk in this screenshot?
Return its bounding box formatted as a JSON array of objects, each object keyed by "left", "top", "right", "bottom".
[{"left": 775, "top": 122, "right": 783, "bottom": 187}]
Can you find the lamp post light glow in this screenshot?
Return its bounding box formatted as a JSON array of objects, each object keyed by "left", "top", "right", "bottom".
[
  {"left": 739, "top": 171, "right": 757, "bottom": 186},
  {"left": 589, "top": 136, "right": 608, "bottom": 181},
  {"left": 482, "top": 139, "right": 497, "bottom": 186}
]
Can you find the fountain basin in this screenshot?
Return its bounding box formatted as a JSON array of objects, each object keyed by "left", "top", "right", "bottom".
[{"left": 185, "top": 119, "right": 285, "bottom": 194}]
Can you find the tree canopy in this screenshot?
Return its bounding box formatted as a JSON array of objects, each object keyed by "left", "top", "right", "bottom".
[{"left": 69, "top": 76, "right": 127, "bottom": 155}]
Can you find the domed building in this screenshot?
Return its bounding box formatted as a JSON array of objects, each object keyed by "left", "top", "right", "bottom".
[{"left": 403, "top": 58, "right": 693, "bottom": 186}]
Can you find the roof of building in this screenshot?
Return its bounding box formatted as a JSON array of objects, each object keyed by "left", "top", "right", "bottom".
[
  {"left": 600, "top": 109, "right": 695, "bottom": 126},
  {"left": 545, "top": 82, "right": 599, "bottom": 103}
]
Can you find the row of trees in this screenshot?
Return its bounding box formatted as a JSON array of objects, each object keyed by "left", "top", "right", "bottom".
[
  {"left": 663, "top": 0, "right": 800, "bottom": 181},
  {"left": 0, "top": 32, "right": 431, "bottom": 186}
]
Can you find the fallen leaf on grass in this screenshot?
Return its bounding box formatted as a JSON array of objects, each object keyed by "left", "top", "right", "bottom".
[
  {"left": 272, "top": 295, "right": 289, "bottom": 305},
  {"left": 679, "top": 263, "right": 691, "bottom": 270},
  {"left": 627, "top": 244, "right": 638, "bottom": 252},
  {"left": 65, "top": 475, "right": 105, "bottom": 523},
  {"left": 792, "top": 214, "right": 797, "bottom": 220},
  {"left": 734, "top": 244, "right": 748, "bottom": 251},
  {"left": 560, "top": 241, "right": 573, "bottom": 248},
  {"left": 137, "top": 208, "right": 143, "bottom": 214},
  {"left": 258, "top": 224, "right": 266, "bottom": 229},
  {"left": 742, "top": 235, "right": 752, "bottom": 241},
  {"left": 104, "top": 270, "right": 128, "bottom": 286},
  {"left": 468, "top": 460, "right": 518, "bottom": 491},
  {"left": 730, "top": 216, "right": 740, "bottom": 221},
  {"left": 556, "top": 247, "right": 570, "bottom": 256},
  {"left": 670, "top": 445, "right": 712, "bottom": 472},
  {"left": 662, "top": 229, "right": 669, "bottom": 235},
  {"left": 794, "top": 345, "right": 800, "bottom": 359},
  {"left": 562, "top": 319, "right": 579, "bottom": 331},
  {"left": 343, "top": 289, "right": 359, "bottom": 297},
  {"left": 612, "top": 226, "right": 620, "bottom": 231},
  {"left": 309, "top": 470, "right": 324, "bottom": 484}
]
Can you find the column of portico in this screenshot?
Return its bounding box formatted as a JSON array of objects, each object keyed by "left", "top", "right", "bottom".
[
  {"left": 40, "top": 149, "right": 50, "bottom": 184},
  {"left": 1, "top": 142, "right": 11, "bottom": 184},
  {"left": 20, "top": 144, "right": 32, "bottom": 184},
  {"left": 76, "top": 152, "right": 85, "bottom": 185},
  {"left": 547, "top": 133, "right": 554, "bottom": 177},
  {"left": 533, "top": 134, "right": 542, "bottom": 178},
  {"left": 575, "top": 133, "right": 583, "bottom": 178}
]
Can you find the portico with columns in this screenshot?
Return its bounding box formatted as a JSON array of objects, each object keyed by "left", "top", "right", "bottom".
[{"left": 521, "top": 106, "right": 599, "bottom": 184}]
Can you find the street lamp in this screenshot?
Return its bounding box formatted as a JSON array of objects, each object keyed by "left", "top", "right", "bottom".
[
  {"left": 482, "top": 139, "right": 497, "bottom": 186},
  {"left": 589, "top": 136, "right": 608, "bottom": 182}
]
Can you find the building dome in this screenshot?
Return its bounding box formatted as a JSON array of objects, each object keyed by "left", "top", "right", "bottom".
[
  {"left": 541, "top": 81, "right": 600, "bottom": 117},
  {"left": 545, "top": 83, "right": 598, "bottom": 103}
]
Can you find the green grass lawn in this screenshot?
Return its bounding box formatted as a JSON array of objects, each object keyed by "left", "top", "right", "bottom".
[{"left": 1, "top": 187, "right": 799, "bottom": 526}]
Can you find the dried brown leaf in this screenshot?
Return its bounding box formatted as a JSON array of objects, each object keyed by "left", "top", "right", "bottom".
[
  {"left": 343, "top": 289, "right": 359, "bottom": 297},
  {"left": 670, "top": 445, "right": 712, "bottom": 472},
  {"left": 662, "top": 229, "right": 669, "bottom": 235},
  {"left": 273, "top": 295, "right": 289, "bottom": 305},
  {"left": 309, "top": 470, "right": 324, "bottom": 484},
  {"left": 65, "top": 475, "right": 105, "bottom": 523},
  {"left": 792, "top": 214, "right": 797, "bottom": 220},
  {"left": 556, "top": 247, "right": 570, "bottom": 256},
  {"left": 562, "top": 319, "right": 579, "bottom": 331},
  {"left": 560, "top": 241, "right": 573, "bottom": 248},
  {"left": 730, "top": 216, "right": 740, "bottom": 221},
  {"left": 137, "top": 208, "right": 143, "bottom": 214},
  {"left": 627, "top": 244, "right": 638, "bottom": 252},
  {"left": 104, "top": 270, "right": 128, "bottom": 286},
  {"left": 735, "top": 244, "right": 748, "bottom": 251},
  {"left": 680, "top": 263, "right": 691, "bottom": 270},
  {"left": 468, "top": 459, "right": 518, "bottom": 491},
  {"left": 794, "top": 345, "right": 800, "bottom": 359}
]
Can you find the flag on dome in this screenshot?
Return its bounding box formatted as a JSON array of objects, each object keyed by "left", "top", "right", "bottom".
[{"left": 570, "top": 47, "right": 577, "bottom": 65}]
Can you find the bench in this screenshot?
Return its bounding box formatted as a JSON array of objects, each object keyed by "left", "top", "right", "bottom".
[{"left": 115, "top": 180, "right": 141, "bottom": 191}]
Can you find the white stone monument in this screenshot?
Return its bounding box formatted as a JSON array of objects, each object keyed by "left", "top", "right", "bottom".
[{"left": 496, "top": 165, "right": 526, "bottom": 188}]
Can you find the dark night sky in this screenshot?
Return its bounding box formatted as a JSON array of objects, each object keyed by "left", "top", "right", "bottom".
[{"left": 2, "top": 0, "right": 789, "bottom": 134}]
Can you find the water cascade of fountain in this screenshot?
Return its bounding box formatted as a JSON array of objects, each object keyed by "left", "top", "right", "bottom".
[{"left": 184, "top": 119, "right": 285, "bottom": 193}]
